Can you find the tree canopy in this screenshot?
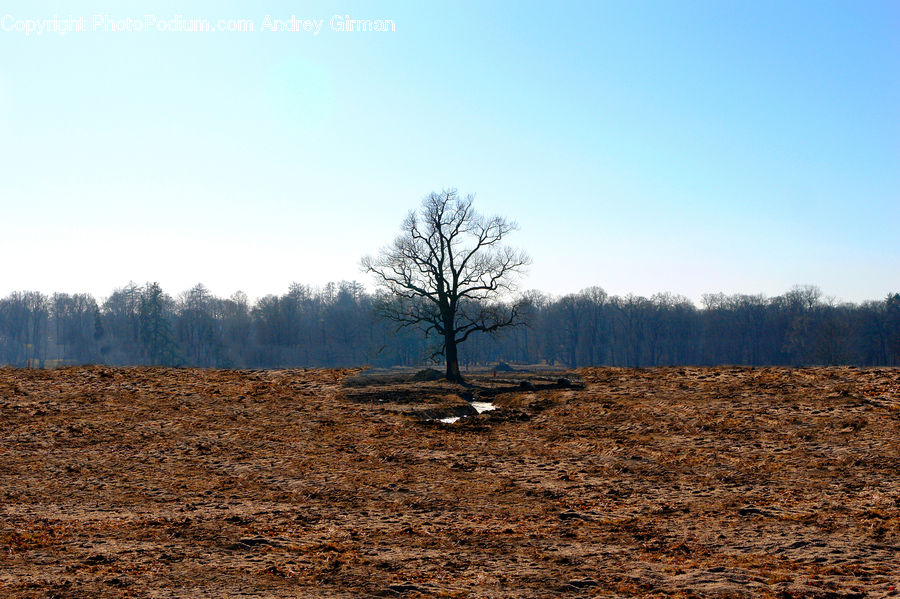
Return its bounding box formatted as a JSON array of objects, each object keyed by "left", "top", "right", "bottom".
[{"left": 362, "top": 189, "right": 530, "bottom": 382}]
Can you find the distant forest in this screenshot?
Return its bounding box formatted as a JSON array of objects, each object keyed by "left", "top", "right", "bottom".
[{"left": 1, "top": 282, "right": 899, "bottom": 369}]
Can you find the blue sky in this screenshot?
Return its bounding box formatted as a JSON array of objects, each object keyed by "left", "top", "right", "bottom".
[{"left": 1, "top": 1, "right": 897, "bottom": 303}]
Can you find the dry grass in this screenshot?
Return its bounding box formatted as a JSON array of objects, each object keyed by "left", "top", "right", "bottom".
[{"left": 0, "top": 365, "right": 898, "bottom": 597}]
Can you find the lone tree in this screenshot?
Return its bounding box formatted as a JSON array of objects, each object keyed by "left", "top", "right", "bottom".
[{"left": 362, "top": 189, "right": 530, "bottom": 383}]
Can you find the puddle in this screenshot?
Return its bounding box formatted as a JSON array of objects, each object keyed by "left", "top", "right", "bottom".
[
  {"left": 438, "top": 401, "right": 496, "bottom": 424},
  {"left": 471, "top": 402, "right": 497, "bottom": 414}
]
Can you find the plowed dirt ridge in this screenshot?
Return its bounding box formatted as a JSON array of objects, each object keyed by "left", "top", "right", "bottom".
[{"left": 1, "top": 366, "right": 898, "bottom": 598}]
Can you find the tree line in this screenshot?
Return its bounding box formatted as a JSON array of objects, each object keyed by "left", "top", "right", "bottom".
[{"left": 1, "top": 282, "right": 898, "bottom": 369}]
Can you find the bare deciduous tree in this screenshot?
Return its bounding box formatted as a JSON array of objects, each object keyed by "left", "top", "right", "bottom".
[{"left": 362, "top": 189, "right": 530, "bottom": 382}]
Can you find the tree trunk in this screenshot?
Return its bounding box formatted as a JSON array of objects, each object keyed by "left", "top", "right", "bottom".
[{"left": 444, "top": 335, "right": 463, "bottom": 383}]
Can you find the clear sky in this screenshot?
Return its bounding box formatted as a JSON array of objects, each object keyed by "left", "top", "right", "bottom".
[{"left": 1, "top": 1, "right": 897, "bottom": 304}]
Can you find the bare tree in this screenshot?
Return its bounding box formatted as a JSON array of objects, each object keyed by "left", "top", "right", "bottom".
[{"left": 362, "top": 189, "right": 530, "bottom": 382}]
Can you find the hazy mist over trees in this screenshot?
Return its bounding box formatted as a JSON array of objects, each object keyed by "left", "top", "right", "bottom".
[{"left": 2, "top": 282, "right": 899, "bottom": 369}]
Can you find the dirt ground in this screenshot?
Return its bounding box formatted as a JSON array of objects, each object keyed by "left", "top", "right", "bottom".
[{"left": 1, "top": 365, "right": 898, "bottom": 598}]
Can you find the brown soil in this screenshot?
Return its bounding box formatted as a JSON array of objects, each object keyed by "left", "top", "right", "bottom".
[{"left": 1, "top": 365, "right": 898, "bottom": 598}]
